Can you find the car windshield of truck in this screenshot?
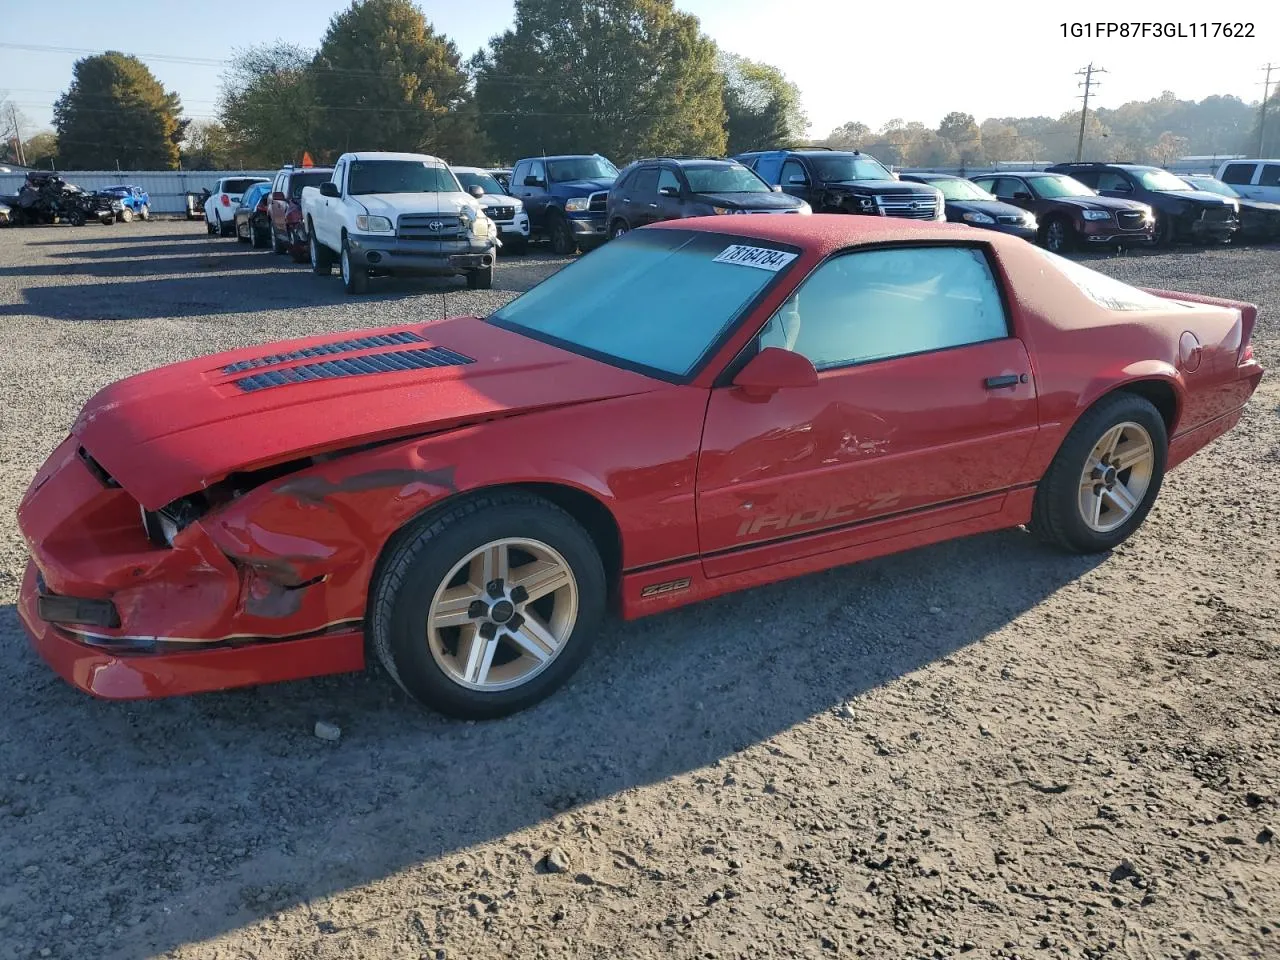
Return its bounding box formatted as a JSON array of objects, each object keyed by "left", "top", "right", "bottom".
[
  {"left": 347, "top": 161, "right": 460, "bottom": 195},
  {"left": 684, "top": 165, "right": 770, "bottom": 193},
  {"left": 1185, "top": 177, "right": 1238, "bottom": 199},
  {"left": 455, "top": 171, "right": 507, "bottom": 196},
  {"left": 289, "top": 171, "right": 332, "bottom": 198},
  {"left": 224, "top": 178, "right": 267, "bottom": 194},
  {"left": 102, "top": 186, "right": 130, "bottom": 196},
  {"left": 1027, "top": 175, "right": 1094, "bottom": 198},
  {"left": 1137, "top": 168, "right": 1193, "bottom": 192},
  {"left": 487, "top": 229, "right": 798, "bottom": 379},
  {"left": 932, "top": 178, "right": 996, "bottom": 201},
  {"left": 546, "top": 157, "right": 618, "bottom": 182},
  {"left": 808, "top": 154, "right": 893, "bottom": 182}
]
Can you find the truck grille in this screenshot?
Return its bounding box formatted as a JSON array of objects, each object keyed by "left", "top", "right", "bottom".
[
  {"left": 1200, "top": 206, "right": 1235, "bottom": 223},
  {"left": 484, "top": 205, "right": 515, "bottom": 222},
  {"left": 398, "top": 214, "right": 464, "bottom": 240},
  {"left": 1116, "top": 210, "right": 1147, "bottom": 230},
  {"left": 876, "top": 195, "right": 938, "bottom": 219},
  {"left": 588, "top": 191, "right": 608, "bottom": 213}
]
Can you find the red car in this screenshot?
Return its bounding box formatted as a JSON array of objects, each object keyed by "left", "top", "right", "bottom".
[
  {"left": 267, "top": 165, "right": 335, "bottom": 262},
  {"left": 17, "top": 216, "right": 1263, "bottom": 718}
]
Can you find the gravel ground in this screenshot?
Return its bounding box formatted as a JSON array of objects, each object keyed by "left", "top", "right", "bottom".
[{"left": 0, "top": 222, "right": 1276, "bottom": 960}]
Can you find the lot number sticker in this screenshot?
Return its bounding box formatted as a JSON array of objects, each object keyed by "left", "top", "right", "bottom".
[{"left": 712, "top": 245, "right": 798, "bottom": 272}]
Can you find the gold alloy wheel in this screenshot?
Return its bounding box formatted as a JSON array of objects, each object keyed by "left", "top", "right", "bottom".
[
  {"left": 1077, "top": 421, "right": 1155, "bottom": 533},
  {"left": 426, "top": 537, "right": 579, "bottom": 691}
]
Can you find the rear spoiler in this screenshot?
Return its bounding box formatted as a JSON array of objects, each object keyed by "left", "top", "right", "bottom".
[{"left": 1140, "top": 288, "right": 1257, "bottom": 362}]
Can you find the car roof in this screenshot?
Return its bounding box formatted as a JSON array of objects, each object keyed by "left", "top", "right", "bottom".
[
  {"left": 449, "top": 166, "right": 492, "bottom": 174},
  {"left": 341, "top": 151, "right": 447, "bottom": 164},
  {"left": 650, "top": 212, "right": 986, "bottom": 255},
  {"left": 518, "top": 155, "right": 606, "bottom": 162},
  {"left": 900, "top": 172, "right": 957, "bottom": 180}
]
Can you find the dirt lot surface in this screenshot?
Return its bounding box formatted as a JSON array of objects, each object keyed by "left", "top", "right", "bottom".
[{"left": 0, "top": 222, "right": 1276, "bottom": 960}]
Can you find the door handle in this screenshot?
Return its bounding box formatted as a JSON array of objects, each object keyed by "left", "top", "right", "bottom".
[
  {"left": 649, "top": 203, "right": 659, "bottom": 208},
  {"left": 984, "top": 374, "right": 1025, "bottom": 389}
]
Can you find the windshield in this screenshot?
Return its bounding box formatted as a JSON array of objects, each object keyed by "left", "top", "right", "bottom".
[
  {"left": 289, "top": 171, "right": 333, "bottom": 198},
  {"left": 1136, "top": 168, "right": 1193, "bottom": 192},
  {"left": 1027, "top": 174, "right": 1094, "bottom": 198},
  {"left": 546, "top": 156, "right": 618, "bottom": 182},
  {"left": 488, "top": 230, "right": 797, "bottom": 379},
  {"left": 223, "top": 178, "right": 267, "bottom": 194},
  {"left": 684, "top": 165, "right": 770, "bottom": 193},
  {"left": 931, "top": 178, "right": 996, "bottom": 201},
  {"left": 1185, "top": 177, "right": 1239, "bottom": 198},
  {"left": 455, "top": 171, "right": 507, "bottom": 196},
  {"left": 241, "top": 184, "right": 268, "bottom": 206},
  {"left": 347, "top": 161, "right": 461, "bottom": 196},
  {"left": 808, "top": 154, "right": 893, "bottom": 182},
  {"left": 102, "top": 186, "right": 131, "bottom": 195}
]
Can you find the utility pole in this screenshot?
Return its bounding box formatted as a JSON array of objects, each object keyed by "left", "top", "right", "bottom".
[
  {"left": 7, "top": 104, "right": 25, "bottom": 167},
  {"left": 1260, "top": 63, "right": 1276, "bottom": 158},
  {"left": 1075, "top": 62, "right": 1106, "bottom": 162}
]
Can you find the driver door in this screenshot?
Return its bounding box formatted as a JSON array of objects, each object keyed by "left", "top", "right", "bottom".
[{"left": 696, "top": 244, "right": 1040, "bottom": 577}]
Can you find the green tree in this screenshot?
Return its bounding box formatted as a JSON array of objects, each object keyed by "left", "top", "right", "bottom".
[
  {"left": 312, "top": 0, "right": 481, "bottom": 161},
  {"left": 219, "top": 43, "right": 319, "bottom": 167},
  {"left": 937, "top": 111, "right": 979, "bottom": 161},
  {"left": 23, "top": 131, "right": 58, "bottom": 168},
  {"left": 1243, "top": 86, "right": 1280, "bottom": 157},
  {"left": 181, "top": 121, "right": 238, "bottom": 170},
  {"left": 821, "top": 121, "right": 871, "bottom": 150},
  {"left": 719, "top": 53, "right": 806, "bottom": 153},
  {"left": 473, "top": 0, "right": 725, "bottom": 163},
  {"left": 53, "top": 52, "right": 185, "bottom": 169}
]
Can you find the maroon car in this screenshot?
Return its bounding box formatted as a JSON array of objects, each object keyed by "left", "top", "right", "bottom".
[
  {"left": 268, "top": 165, "right": 335, "bottom": 262},
  {"left": 970, "top": 171, "right": 1155, "bottom": 253}
]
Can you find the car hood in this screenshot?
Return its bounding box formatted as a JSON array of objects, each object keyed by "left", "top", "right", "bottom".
[
  {"left": 551, "top": 178, "right": 615, "bottom": 195},
  {"left": 697, "top": 191, "right": 804, "bottom": 210},
  {"left": 1239, "top": 197, "right": 1280, "bottom": 214},
  {"left": 352, "top": 193, "right": 481, "bottom": 217},
  {"left": 1160, "top": 188, "right": 1236, "bottom": 207},
  {"left": 477, "top": 192, "right": 521, "bottom": 209},
  {"left": 945, "top": 199, "right": 1030, "bottom": 218},
  {"left": 72, "top": 316, "right": 663, "bottom": 509},
  {"left": 825, "top": 179, "right": 936, "bottom": 195},
  {"left": 1051, "top": 195, "right": 1145, "bottom": 212}
]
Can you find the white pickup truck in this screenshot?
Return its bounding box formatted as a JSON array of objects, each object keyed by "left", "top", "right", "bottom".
[{"left": 300, "top": 151, "right": 500, "bottom": 294}]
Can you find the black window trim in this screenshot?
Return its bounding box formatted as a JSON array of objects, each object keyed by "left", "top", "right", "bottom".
[
  {"left": 714, "top": 239, "right": 1015, "bottom": 386},
  {"left": 484, "top": 228, "right": 804, "bottom": 386}
]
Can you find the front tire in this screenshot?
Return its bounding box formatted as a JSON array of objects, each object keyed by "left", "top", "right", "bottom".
[
  {"left": 1029, "top": 392, "right": 1167, "bottom": 554},
  {"left": 369, "top": 492, "right": 606, "bottom": 719},
  {"left": 271, "top": 226, "right": 286, "bottom": 254},
  {"left": 549, "top": 213, "right": 577, "bottom": 255},
  {"left": 310, "top": 226, "right": 333, "bottom": 275},
  {"left": 340, "top": 238, "right": 368, "bottom": 294},
  {"left": 118, "top": 207, "right": 133, "bottom": 223},
  {"left": 466, "top": 261, "right": 494, "bottom": 290}
]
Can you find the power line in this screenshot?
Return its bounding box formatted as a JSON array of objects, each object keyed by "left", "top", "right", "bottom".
[
  {"left": 1075, "top": 62, "right": 1106, "bottom": 162},
  {"left": 1260, "top": 63, "right": 1276, "bottom": 158}
]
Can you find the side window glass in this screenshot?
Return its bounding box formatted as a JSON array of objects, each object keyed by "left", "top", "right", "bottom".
[
  {"left": 781, "top": 159, "right": 809, "bottom": 185},
  {"left": 1220, "top": 162, "right": 1256, "bottom": 185},
  {"left": 632, "top": 168, "right": 659, "bottom": 196},
  {"left": 991, "top": 177, "right": 1020, "bottom": 199},
  {"left": 754, "top": 247, "right": 1010, "bottom": 371},
  {"left": 754, "top": 155, "right": 784, "bottom": 184},
  {"left": 1259, "top": 163, "right": 1280, "bottom": 187},
  {"left": 529, "top": 160, "right": 546, "bottom": 184},
  {"left": 657, "top": 169, "right": 682, "bottom": 194},
  {"left": 1095, "top": 171, "right": 1129, "bottom": 192}
]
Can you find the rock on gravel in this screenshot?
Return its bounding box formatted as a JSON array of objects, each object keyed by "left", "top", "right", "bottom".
[
  {"left": 313, "top": 720, "right": 342, "bottom": 742},
  {"left": 0, "top": 225, "right": 1277, "bottom": 960}
]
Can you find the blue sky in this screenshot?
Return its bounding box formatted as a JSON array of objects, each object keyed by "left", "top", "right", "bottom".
[{"left": 2, "top": 0, "right": 1278, "bottom": 140}]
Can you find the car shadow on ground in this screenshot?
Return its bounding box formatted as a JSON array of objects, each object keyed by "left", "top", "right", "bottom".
[{"left": 0, "top": 527, "right": 1105, "bottom": 958}]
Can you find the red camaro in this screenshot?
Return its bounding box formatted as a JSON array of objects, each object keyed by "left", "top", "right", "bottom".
[{"left": 17, "top": 216, "right": 1263, "bottom": 718}]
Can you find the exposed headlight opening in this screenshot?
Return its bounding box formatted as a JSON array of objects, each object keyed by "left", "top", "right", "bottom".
[{"left": 140, "top": 504, "right": 177, "bottom": 547}]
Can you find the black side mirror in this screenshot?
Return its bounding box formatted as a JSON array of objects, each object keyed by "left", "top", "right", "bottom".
[
  {"left": 468, "top": 184, "right": 485, "bottom": 199},
  {"left": 319, "top": 182, "right": 340, "bottom": 198},
  {"left": 1013, "top": 191, "right": 1032, "bottom": 202},
  {"left": 524, "top": 176, "right": 545, "bottom": 188}
]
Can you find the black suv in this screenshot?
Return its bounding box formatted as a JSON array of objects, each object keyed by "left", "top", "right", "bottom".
[
  {"left": 1045, "top": 162, "right": 1238, "bottom": 245},
  {"left": 605, "top": 157, "right": 809, "bottom": 238},
  {"left": 733, "top": 148, "right": 944, "bottom": 220}
]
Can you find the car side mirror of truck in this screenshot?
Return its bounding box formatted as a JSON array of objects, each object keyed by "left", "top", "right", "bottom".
[
  {"left": 272, "top": 191, "right": 287, "bottom": 201},
  {"left": 320, "top": 182, "right": 340, "bottom": 198},
  {"left": 524, "top": 176, "right": 544, "bottom": 188},
  {"left": 1013, "top": 191, "right": 1032, "bottom": 201},
  {"left": 732, "top": 347, "right": 818, "bottom": 399},
  {"left": 468, "top": 185, "right": 485, "bottom": 199},
  {"left": 658, "top": 185, "right": 680, "bottom": 198},
  {"left": 771, "top": 185, "right": 783, "bottom": 192}
]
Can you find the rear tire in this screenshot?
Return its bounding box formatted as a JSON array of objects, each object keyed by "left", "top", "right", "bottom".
[
  {"left": 608, "top": 218, "right": 630, "bottom": 240},
  {"left": 219, "top": 215, "right": 234, "bottom": 237},
  {"left": 271, "top": 226, "right": 286, "bottom": 254},
  {"left": 1029, "top": 392, "right": 1167, "bottom": 554},
  {"left": 310, "top": 226, "right": 333, "bottom": 275},
  {"left": 368, "top": 492, "right": 606, "bottom": 719}
]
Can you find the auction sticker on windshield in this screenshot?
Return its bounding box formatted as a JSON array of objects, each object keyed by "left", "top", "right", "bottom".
[{"left": 712, "top": 245, "right": 798, "bottom": 272}]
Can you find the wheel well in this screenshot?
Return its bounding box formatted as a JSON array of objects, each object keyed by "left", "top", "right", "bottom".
[
  {"left": 1115, "top": 379, "right": 1178, "bottom": 434},
  {"left": 513, "top": 483, "right": 623, "bottom": 591}
]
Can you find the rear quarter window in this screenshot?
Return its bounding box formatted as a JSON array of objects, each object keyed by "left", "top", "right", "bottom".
[{"left": 1259, "top": 164, "right": 1280, "bottom": 187}]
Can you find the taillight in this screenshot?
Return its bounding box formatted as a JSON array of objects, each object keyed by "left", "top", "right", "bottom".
[
  {"left": 221, "top": 194, "right": 230, "bottom": 206},
  {"left": 1241, "top": 343, "right": 1255, "bottom": 364}
]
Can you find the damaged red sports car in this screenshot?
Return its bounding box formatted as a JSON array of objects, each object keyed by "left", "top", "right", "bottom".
[{"left": 17, "top": 216, "right": 1263, "bottom": 718}]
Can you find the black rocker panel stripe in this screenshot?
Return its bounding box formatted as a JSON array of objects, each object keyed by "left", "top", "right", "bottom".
[
  {"left": 233, "top": 346, "right": 475, "bottom": 392},
  {"left": 223, "top": 331, "right": 426, "bottom": 374}
]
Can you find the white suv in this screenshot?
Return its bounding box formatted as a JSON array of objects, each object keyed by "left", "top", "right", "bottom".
[
  {"left": 451, "top": 166, "right": 531, "bottom": 252},
  {"left": 1216, "top": 159, "right": 1280, "bottom": 204},
  {"left": 204, "top": 176, "right": 270, "bottom": 237}
]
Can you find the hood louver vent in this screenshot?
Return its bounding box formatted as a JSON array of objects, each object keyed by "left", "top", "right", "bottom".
[
  {"left": 223, "top": 331, "right": 426, "bottom": 374},
  {"left": 232, "top": 346, "right": 475, "bottom": 392}
]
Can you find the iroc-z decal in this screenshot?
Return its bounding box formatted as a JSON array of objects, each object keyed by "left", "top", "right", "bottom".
[
  {"left": 736, "top": 502, "right": 862, "bottom": 538},
  {"left": 640, "top": 578, "right": 692, "bottom": 598}
]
